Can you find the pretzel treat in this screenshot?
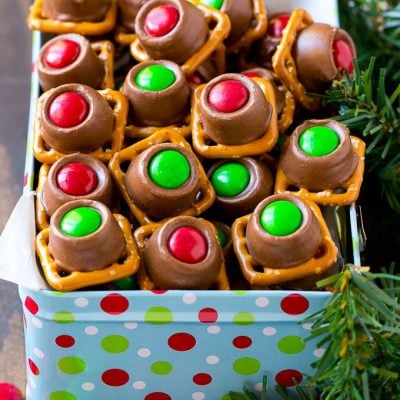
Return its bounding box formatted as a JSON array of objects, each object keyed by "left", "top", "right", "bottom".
[
  {"left": 37, "top": 34, "right": 114, "bottom": 91},
  {"left": 134, "top": 217, "right": 230, "bottom": 290},
  {"left": 232, "top": 194, "right": 338, "bottom": 287},
  {"left": 275, "top": 119, "right": 366, "bottom": 206},
  {"left": 36, "top": 201, "right": 140, "bottom": 292},
  {"left": 27, "top": 0, "right": 117, "bottom": 36},
  {"left": 130, "top": 0, "right": 231, "bottom": 76},
  {"left": 109, "top": 129, "right": 215, "bottom": 225},
  {"left": 33, "top": 86, "right": 127, "bottom": 165},
  {"left": 36, "top": 153, "right": 114, "bottom": 230},
  {"left": 191, "top": 75, "right": 278, "bottom": 158}
]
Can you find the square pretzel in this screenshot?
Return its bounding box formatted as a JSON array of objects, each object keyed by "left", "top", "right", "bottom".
[
  {"left": 129, "top": 0, "right": 231, "bottom": 76},
  {"left": 33, "top": 89, "right": 127, "bottom": 165},
  {"left": 35, "top": 214, "right": 140, "bottom": 292},
  {"left": 91, "top": 40, "right": 115, "bottom": 89},
  {"left": 134, "top": 222, "right": 230, "bottom": 290},
  {"left": 272, "top": 8, "right": 320, "bottom": 111},
  {"left": 275, "top": 136, "right": 366, "bottom": 206},
  {"left": 227, "top": 0, "right": 267, "bottom": 54},
  {"left": 108, "top": 128, "right": 215, "bottom": 226},
  {"left": 232, "top": 200, "right": 338, "bottom": 287},
  {"left": 191, "top": 77, "right": 279, "bottom": 158},
  {"left": 35, "top": 164, "right": 51, "bottom": 231},
  {"left": 27, "top": 0, "right": 117, "bottom": 36}
]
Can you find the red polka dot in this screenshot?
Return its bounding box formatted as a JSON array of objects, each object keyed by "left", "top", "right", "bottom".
[
  {"left": 145, "top": 393, "right": 172, "bottom": 400},
  {"left": 101, "top": 369, "right": 130, "bottom": 386},
  {"left": 193, "top": 373, "right": 212, "bottom": 385},
  {"left": 100, "top": 293, "right": 129, "bottom": 315},
  {"left": 280, "top": 294, "right": 309, "bottom": 315},
  {"left": 28, "top": 359, "right": 40, "bottom": 376},
  {"left": 151, "top": 290, "right": 168, "bottom": 294},
  {"left": 198, "top": 307, "right": 218, "bottom": 323},
  {"left": 232, "top": 335, "right": 252, "bottom": 349},
  {"left": 55, "top": 335, "right": 76, "bottom": 348},
  {"left": 275, "top": 369, "right": 303, "bottom": 387},
  {"left": 0, "top": 382, "right": 23, "bottom": 400},
  {"left": 168, "top": 332, "right": 196, "bottom": 351},
  {"left": 25, "top": 296, "right": 39, "bottom": 315}
]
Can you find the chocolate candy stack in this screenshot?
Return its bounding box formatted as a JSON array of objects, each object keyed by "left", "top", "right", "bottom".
[{"left": 27, "top": 0, "right": 365, "bottom": 292}]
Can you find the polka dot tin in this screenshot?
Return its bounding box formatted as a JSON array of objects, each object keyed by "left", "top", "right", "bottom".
[{"left": 20, "top": 288, "right": 331, "bottom": 400}]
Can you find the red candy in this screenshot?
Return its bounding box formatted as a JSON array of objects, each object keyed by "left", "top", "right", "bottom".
[
  {"left": 144, "top": 5, "right": 180, "bottom": 37},
  {"left": 242, "top": 71, "right": 261, "bottom": 78},
  {"left": 43, "top": 39, "right": 81, "bottom": 69},
  {"left": 267, "top": 14, "right": 290, "bottom": 38},
  {"left": 208, "top": 80, "right": 249, "bottom": 113},
  {"left": 333, "top": 39, "right": 354, "bottom": 73},
  {"left": 56, "top": 162, "right": 98, "bottom": 196},
  {"left": 168, "top": 227, "right": 208, "bottom": 264},
  {"left": 0, "top": 383, "right": 23, "bottom": 400},
  {"left": 187, "top": 72, "right": 205, "bottom": 85},
  {"left": 48, "top": 92, "right": 89, "bottom": 128}
]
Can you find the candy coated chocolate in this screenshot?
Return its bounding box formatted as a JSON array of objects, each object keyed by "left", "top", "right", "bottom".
[
  {"left": 246, "top": 194, "right": 321, "bottom": 268},
  {"left": 40, "top": 83, "right": 114, "bottom": 153},
  {"left": 293, "top": 23, "right": 356, "bottom": 92},
  {"left": 124, "top": 143, "right": 201, "bottom": 219},
  {"left": 280, "top": 119, "right": 358, "bottom": 191},
  {"left": 135, "top": 0, "right": 208, "bottom": 64},
  {"left": 49, "top": 200, "right": 126, "bottom": 273},
  {"left": 37, "top": 34, "right": 105, "bottom": 91},
  {"left": 143, "top": 216, "right": 223, "bottom": 289},
  {"left": 42, "top": 0, "right": 111, "bottom": 22},
  {"left": 122, "top": 60, "right": 189, "bottom": 126},
  {"left": 41, "top": 153, "right": 113, "bottom": 216},
  {"left": 199, "top": 73, "right": 271, "bottom": 145}
]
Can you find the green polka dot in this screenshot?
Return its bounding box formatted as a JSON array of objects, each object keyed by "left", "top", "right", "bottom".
[
  {"left": 148, "top": 150, "right": 191, "bottom": 189},
  {"left": 151, "top": 361, "right": 173, "bottom": 375},
  {"left": 58, "top": 356, "right": 86, "bottom": 374},
  {"left": 233, "top": 291, "right": 247, "bottom": 295},
  {"left": 49, "top": 392, "right": 77, "bottom": 400},
  {"left": 232, "top": 357, "right": 261, "bottom": 375},
  {"left": 278, "top": 335, "right": 306, "bottom": 354},
  {"left": 101, "top": 335, "right": 130, "bottom": 353},
  {"left": 216, "top": 227, "right": 228, "bottom": 247},
  {"left": 233, "top": 311, "right": 254, "bottom": 325},
  {"left": 299, "top": 126, "right": 340, "bottom": 157},
  {"left": 201, "top": 0, "right": 224, "bottom": 9},
  {"left": 260, "top": 200, "right": 303, "bottom": 236},
  {"left": 145, "top": 306, "right": 173, "bottom": 325},
  {"left": 60, "top": 207, "right": 102, "bottom": 237},
  {"left": 52, "top": 311, "right": 75, "bottom": 324},
  {"left": 220, "top": 395, "right": 231, "bottom": 400},
  {"left": 211, "top": 162, "right": 250, "bottom": 197},
  {"left": 135, "top": 65, "right": 176, "bottom": 91}
]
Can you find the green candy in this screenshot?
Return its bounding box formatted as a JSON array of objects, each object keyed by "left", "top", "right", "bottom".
[
  {"left": 60, "top": 207, "right": 102, "bottom": 237},
  {"left": 260, "top": 200, "right": 303, "bottom": 236},
  {"left": 211, "top": 162, "right": 250, "bottom": 197},
  {"left": 148, "top": 149, "right": 191, "bottom": 189},
  {"left": 298, "top": 126, "right": 340, "bottom": 157},
  {"left": 135, "top": 65, "right": 176, "bottom": 91},
  {"left": 112, "top": 275, "right": 136, "bottom": 290},
  {"left": 216, "top": 226, "right": 228, "bottom": 247},
  {"left": 200, "top": 0, "right": 224, "bottom": 9}
]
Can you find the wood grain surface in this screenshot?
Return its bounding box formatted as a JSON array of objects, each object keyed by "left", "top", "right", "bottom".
[{"left": 0, "top": 0, "right": 32, "bottom": 392}]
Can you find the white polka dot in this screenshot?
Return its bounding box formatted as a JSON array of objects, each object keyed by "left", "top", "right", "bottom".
[
  {"left": 32, "top": 317, "right": 43, "bottom": 329},
  {"left": 29, "top": 376, "right": 36, "bottom": 389},
  {"left": 302, "top": 322, "right": 313, "bottom": 330},
  {"left": 82, "top": 382, "right": 95, "bottom": 391},
  {"left": 206, "top": 355, "right": 219, "bottom": 365},
  {"left": 207, "top": 325, "right": 221, "bottom": 334},
  {"left": 133, "top": 381, "right": 146, "bottom": 390},
  {"left": 182, "top": 293, "right": 197, "bottom": 304},
  {"left": 263, "top": 327, "right": 277, "bottom": 336},
  {"left": 84, "top": 326, "right": 99, "bottom": 335},
  {"left": 255, "top": 296, "right": 269, "bottom": 308},
  {"left": 192, "top": 392, "right": 205, "bottom": 400},
  {"left": 75, "top": 297, "right": 89, "bottom": 307},
  {"left": 138, "top": 348, "right": 151, "bottom": 357},
  {"left": 314, "top": 348, "right": 326, "bottom": 358},
  {"left": 124, "top": 322, "right": 138, "bottom": 330},
  {"left": 33, "top": 348, "right": 44, "bottom": 358},
  {"left": 254, "top": 382, "right": 263, "bottom": 392}
]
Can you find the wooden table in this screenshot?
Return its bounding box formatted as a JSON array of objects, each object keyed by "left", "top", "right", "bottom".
[{"left": 0, "top": 0, "right": 32, "bottom": 391}]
